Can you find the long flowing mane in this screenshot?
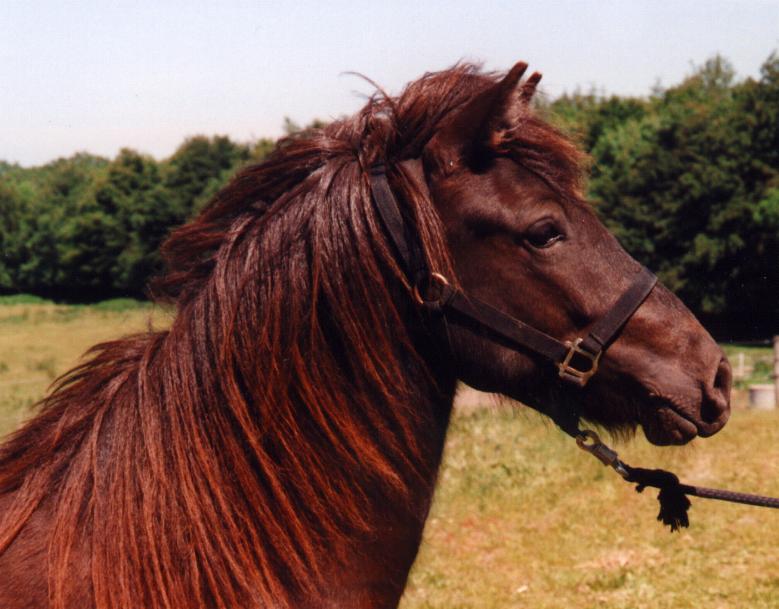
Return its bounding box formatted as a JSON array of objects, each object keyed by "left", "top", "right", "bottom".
[{"left": 0, "top": 64, "right": 584, "bottom": 609}]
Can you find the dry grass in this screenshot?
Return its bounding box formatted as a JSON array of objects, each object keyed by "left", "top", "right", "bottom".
[
  {"left": 400, "top": 404, "right": 779, "bottom": 609},
  {"left": 1, "top": 302, "right": 777, "bottom": 608},
  {"left": 0, "top": 301, "right": 171, "bottom": 435}
]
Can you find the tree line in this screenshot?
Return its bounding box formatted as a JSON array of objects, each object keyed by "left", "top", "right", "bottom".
[
  {"left": 0, "top": 56, "right": 777, "bottom": 334},
  {"left": 548, "top": 54, "right": 778, "bottom": 335}
]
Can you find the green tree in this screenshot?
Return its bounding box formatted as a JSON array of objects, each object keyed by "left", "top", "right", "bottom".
[
  {"left": 7, "top": 154, "right": 107, "bottom": 296},
  {"left": 163, "top": 135, "right": 250, "bottom": 216},
  {"left": 77, "top": 149, "right": 170, "bottom": 294},
  {"left": 587, "top": 54, "right": 779, "bottom": 325}
]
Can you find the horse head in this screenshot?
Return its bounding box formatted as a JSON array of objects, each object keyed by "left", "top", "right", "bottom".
[{"left": 397, "top": 62, "right": 731, "bottom": 445}]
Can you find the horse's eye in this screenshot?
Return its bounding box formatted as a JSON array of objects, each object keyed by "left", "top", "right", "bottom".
[{"left": 525, "top": 219, "right": 564, "bottom": 249}]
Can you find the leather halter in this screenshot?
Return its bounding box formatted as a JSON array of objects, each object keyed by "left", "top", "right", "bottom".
[{"left": 369, "top": 164, "right": 657, "bottom": 390}]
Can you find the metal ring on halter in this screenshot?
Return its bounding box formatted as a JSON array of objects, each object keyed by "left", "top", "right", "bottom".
[{"left": 412, "top": 272, "right": 451, "bottom": 307}]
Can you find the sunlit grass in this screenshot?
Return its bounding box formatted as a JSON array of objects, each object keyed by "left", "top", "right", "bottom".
[
  {"left": 400, "top": 403, "right": 779, "bottom": 609},
  {"left": 0, "top": 300, "right": 169, "bottom": 435},
  {"left": 1, "top": 303, "right": 777, "bottom": 608}
]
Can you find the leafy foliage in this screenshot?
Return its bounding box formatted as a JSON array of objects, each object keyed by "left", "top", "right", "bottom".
[
  {"left": 548, "top": 53, "right": 779, "bottom": 332},
  {"left": 1, "top": 136, "right": 273, "bottom": 300}
]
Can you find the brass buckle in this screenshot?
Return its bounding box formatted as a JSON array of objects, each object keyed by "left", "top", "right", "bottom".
[{"left": 557, "top": 338, "right": 601, "bottom": 387}]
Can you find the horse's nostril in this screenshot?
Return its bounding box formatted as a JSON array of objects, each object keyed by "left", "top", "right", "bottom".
[
  {"left": 699, "top": 400, "right": 720, "bottom": 425},
  {"left": 713, "top": 357, "right": 732, "bottom": 396},
  {"left": 700, "top": 357, "right": 732, "bottom": 426}
]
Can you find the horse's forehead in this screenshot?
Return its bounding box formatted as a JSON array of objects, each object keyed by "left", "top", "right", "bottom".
[
  {"left": 445, "top": 159, "right": 561, "bottom": 212},
  {"left": 491, "top": 160, "right": 554, "bottom": 194}
]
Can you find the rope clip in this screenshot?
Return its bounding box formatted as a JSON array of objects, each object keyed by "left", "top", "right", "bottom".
[{"left": 575, "top": 429, "right": 630, "bottom": 479}]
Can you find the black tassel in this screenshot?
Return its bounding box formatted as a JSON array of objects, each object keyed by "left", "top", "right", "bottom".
[{"left": 623, "top": 465, "right": 691, "bottom": 531}]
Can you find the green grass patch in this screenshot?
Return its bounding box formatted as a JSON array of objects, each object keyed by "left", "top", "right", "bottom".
[
  {"left": 0, "top": 293, "right": 50, "bottom": 305},
  {"left": 89, "top": 297, "right": 151, "bottom": 312},
  {"left": 0, "top": 298, "right": 154, "bottom": 327},
  {"left": 0, "top": 294, "right": 151, "bottom": 311}
]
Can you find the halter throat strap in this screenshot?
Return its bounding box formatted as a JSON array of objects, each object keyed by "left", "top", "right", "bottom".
[{"left": 369, "top": 163, "right": 657, "bottom": 391}]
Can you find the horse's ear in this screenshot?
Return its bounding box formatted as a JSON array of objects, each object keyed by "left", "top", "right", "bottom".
[{"left": 426, "top": 62, "right": 542, "bottom": 173}]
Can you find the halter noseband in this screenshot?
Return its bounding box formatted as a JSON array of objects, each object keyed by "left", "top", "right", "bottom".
[{"left": 369, "top": 163, "right": 657, "bottom": 389}]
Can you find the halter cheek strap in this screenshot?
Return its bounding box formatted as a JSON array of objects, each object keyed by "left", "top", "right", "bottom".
[{"left": 369, "top": 163, "right": 657, "bottom": 390}]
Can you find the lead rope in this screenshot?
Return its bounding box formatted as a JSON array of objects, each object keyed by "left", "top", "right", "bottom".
[{"left": 572, "top": 429, "right": 779, "bottom": 531}]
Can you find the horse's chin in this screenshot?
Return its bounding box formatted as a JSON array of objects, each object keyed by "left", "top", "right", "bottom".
[{"left": 638, "top": 397, "right": 701, "bottom": 446}]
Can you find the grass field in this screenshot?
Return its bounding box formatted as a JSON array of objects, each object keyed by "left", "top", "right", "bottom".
[
  {"left": 0, "top": 297, "right": 169, "bottom": 435},
  {"left": 1, "top": 300, "right": 777, "bottom": 608}
]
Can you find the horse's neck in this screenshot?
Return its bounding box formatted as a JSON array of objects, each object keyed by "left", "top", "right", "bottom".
[{"left": 308, "top": 374, "right": 456, "bottom": 609}]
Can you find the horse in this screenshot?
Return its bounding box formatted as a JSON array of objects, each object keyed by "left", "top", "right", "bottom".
[{"left": 0, "top": 61, "right": 731, "bottom": 609}]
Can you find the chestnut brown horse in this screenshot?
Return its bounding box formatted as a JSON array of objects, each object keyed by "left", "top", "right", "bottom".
[{"left": 0, "top": 62, "right": 730, "bottom": 609}]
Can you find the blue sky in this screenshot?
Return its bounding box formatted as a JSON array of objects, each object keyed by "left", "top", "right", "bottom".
[{"left": 2, "top": 0, "right": 778, "bottom": 166}]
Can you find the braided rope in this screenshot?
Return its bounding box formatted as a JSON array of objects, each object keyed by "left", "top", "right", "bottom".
[{"left": 682, "top": 485, "right": 779, "bottom": 509}]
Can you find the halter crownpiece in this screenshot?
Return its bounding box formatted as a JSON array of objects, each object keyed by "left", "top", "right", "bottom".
[{"left": 368, "top": 163, "right": 657, "bottom": 389}]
